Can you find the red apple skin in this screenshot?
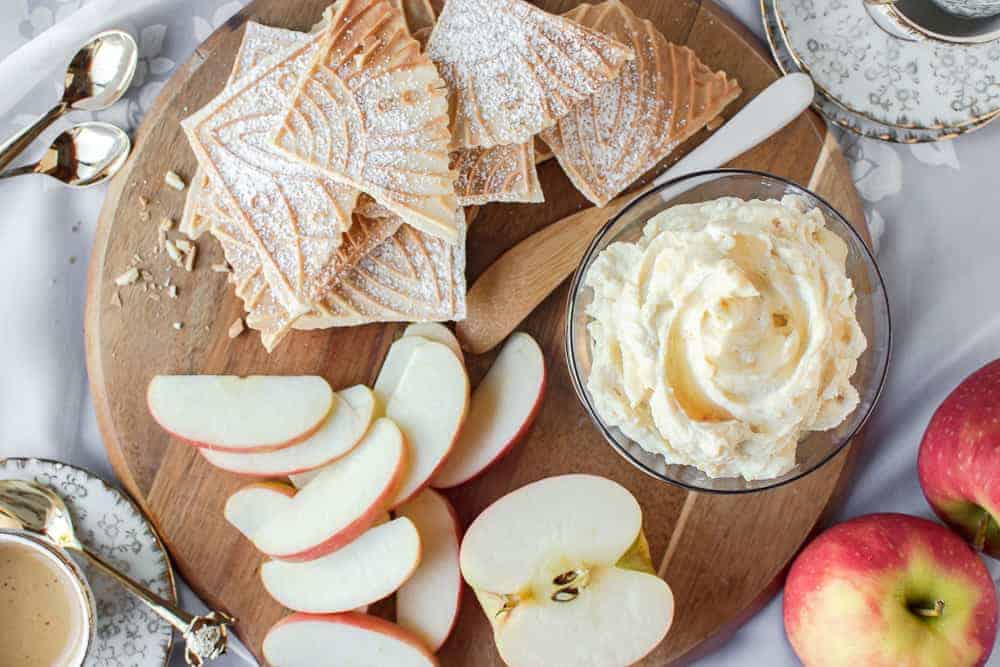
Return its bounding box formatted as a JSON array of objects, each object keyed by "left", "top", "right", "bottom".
[
  {"left": 146, "top": 382, "right": 330, "bottom": 454},
  {"left": 918, "top": 359, "right": 1000, "bottom": 558},
  {"left": 267, "top": 446, "right": 408, "bottom": 563},
  {"left": 266, "top": 612, "right": 439, "bottom": 665},
  {"left": 784, "top": 513, "right": 997, "bottom": 667},
  {"left": 399, "top": 489, "right": 464, "bottom": 652},
  {"left": 433, "top": 367, "right": 546, "bottom": 490},
  {"left": 391, "top": 408, "right": 467, "bottom": 509}
]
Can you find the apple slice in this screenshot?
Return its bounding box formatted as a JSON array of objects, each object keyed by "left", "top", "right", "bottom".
[
  {"left": 403, "top": 323, "right": 464, "bottom": 363},
  {"left": 287, "top": 386, "right": 377, "bottom": 488},
  {"left": 373, "top": 336, "right": 423, "bottom": 409},
  {"left": 375, "top": 338, "right": 469, "bottom": 506},
  {"left": 396, "top": 489, "right": 462, "bottom": 652},
  {"left": 148, "top": 375, "right": 333, "bottom": 452},
  {"left": 263, "top": 612, "right": 438, "bottom": 667},
  {"left": 433, "top": 333, "right": 545, "bottom": 488},
  {"left": 201, "top": 385, "right": 375, "bottom": 477},
  {"left": 262, "top": 517, "right": 421, "bottom": 613},
  {"left": 224, "top": 481, "right": 295, "bottom": 540},
  {"left": 461, "top": 474, "right": 674, "bottom": 667},
  {"left": 249, "top": 418, "right": 406, "bottom": 561}
]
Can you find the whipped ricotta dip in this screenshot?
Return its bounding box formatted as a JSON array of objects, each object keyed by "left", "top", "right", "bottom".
[{"left": 584, "top": 195, "right": 867, "bottom": 480}]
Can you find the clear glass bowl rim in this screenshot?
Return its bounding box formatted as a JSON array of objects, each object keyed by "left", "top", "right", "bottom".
[{"left": 565, "top": 168, "right": 892, "bottom": 494}]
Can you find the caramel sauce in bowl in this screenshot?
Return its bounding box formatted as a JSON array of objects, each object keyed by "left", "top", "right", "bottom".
[{"left": 0, "top": 530, "right": 96, "bottom": 666}]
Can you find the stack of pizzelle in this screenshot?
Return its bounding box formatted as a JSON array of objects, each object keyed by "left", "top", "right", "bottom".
[{"left": 181, "top": 0, "right": 739, "bottom": 352}]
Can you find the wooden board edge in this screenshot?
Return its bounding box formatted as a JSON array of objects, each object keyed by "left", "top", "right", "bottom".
[{"left": 82, "top": 2, "right": 870, "bottom": 664}]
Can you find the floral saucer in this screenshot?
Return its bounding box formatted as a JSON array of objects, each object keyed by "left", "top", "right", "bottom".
[
  {"left": 762, "top": 0, "right": 1000, "bottom": 143},
  {"left": 0, "top": 458, "right": 175, "bottom": 667}
]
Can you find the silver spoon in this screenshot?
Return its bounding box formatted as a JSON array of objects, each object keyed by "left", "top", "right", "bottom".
[
  {"left": 0, "top": 479, "right": 235, "bottom": 666},
  {"left": 0, "top": 122, "right": 131, "bottom": 187},
  {"left": 0, "top": 29, "right": 137, "bottom": 173}
]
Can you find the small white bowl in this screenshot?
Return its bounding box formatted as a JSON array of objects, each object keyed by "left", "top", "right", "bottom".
[{"left": 0, "top": 530, "right": 97, "bottom": 666}]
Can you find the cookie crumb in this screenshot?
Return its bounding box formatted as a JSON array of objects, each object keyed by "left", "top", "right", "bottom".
[
  {"left": 184, "top": 244, "right": 197, "bottom": 272},
  {"left": 114, "top": 267, "right": 140, "bottom": 286},
  {"left": 172, "top": 321, "right": 183, "bottom": 330},
  {"left": 165, "top": 170, "right": 186, "bottom": 191},
  {"left": 168, "top": 284, "right": 178, "bottom": 299},
  {"left": 228, "top": 317, "right": 245, "bottom": 339},
  {"left": 165, "top": 239, "right": 183, "bottom": 265}
]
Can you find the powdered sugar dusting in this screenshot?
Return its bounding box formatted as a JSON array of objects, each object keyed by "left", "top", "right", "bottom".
[
  {"left": 427, "top": 0, "right": 635, "bottom": 150},
  {"left": 272, "top": 0, "right": 460, "bottom": 242},
  {"left": 182, "top": 27, "right": 360, "bottom": 317},
  {"left": 539, "top": 0, "right": 741, "bottom": 207},
  {"left": 452, "top": 141, "right": 543, "bottom": 205},
  {"left": 316, "top": 208, "right": 467, "bottom": 324}
]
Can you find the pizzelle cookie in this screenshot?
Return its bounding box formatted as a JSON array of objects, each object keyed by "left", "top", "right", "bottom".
[
  {"left": 426, "top": 0, "right": 634, "bottom": 151},
  {"left": 298, "top": 208, "right": 468, "bottom": 329},
  {"left": 272, "top": 0, "right": 460, "bottom": 243},
  {"left": 452, "top": 142, "right": 543, "bottom": 206},
  {"left": 182, "top": 29, "right": 360, "bottom": 318},
  {"left": 187, "top": 12, "right": 543, "bottom": 238},
  {"left": 540, "top": 0, "right": 742, "bottom": 207},
  {"left": 180, "top": 23, "right": 306, "bottom": 240},
  {"left": 212, "top": 203, "right": 403, "bottom": 350},
  {"left": 389, "top": 0, "right": 436, "bottom": 35}
]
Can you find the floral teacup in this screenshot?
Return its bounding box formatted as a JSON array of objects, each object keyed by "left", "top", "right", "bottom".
[{"left": 865, "top": 0, "right": 1000, "bottom": 43}]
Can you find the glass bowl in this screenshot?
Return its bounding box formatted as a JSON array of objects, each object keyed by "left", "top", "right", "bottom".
[{"left": 566, "top": 170, "right": 891, "bottom": 493}]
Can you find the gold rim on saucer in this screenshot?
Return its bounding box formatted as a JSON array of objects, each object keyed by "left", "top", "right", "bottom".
[
  {"left": 770, "top": 0, "right": 1000, "bottom": 135},
  {"left": 762, "top": 0, "right": 1000, "bottom": 142}
]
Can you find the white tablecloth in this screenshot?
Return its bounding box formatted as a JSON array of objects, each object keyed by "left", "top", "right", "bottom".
[{"left": 0, "top": 1, "right": 997, "bottom": 665}]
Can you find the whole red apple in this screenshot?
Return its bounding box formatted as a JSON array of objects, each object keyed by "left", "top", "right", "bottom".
[
  {"left": 784, "top": 513, "right": 997, "bottom": 667},
  {"left": 919, "top": 358, "right": 1000, "bottom": 558}
]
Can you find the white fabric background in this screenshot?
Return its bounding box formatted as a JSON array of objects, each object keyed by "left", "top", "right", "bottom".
[{"left": 0, "top": 1, "right": 997, "bottom": 665}]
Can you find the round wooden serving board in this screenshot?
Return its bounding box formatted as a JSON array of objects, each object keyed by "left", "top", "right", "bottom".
[{"left": 85, "top": 1, "right": 869, "bottom": 664}]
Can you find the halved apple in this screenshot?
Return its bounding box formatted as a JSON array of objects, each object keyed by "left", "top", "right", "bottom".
[
  {"left": 261, "top": 517, "right": 421, "bottom": 613},
  {"left": 148, "top": 375, "right": 333, "bottom": 452},
  {"left": 375, "top": 338, "right": 469, "bottom": 506},
  {"left": 224, "top": 481, "right": 295, "bottom": 540},
  {"left": 403, "top": 322, "right": 464, "bottom": 363},
  {"left": 241, "top": 418, "right": 406, "bottom": 561},
  {"left": 201, "top": 385, "right": 375, "bottom": 478},
  {"left": 461, "top": 474, "right": 674, "bottom": 667},
  {"left": 433, "top": 333, "right": 545, "bottom": 488},
  {"left": 263, "top": 612, "right": 438, "bottom": 667},
  {"left": 287, "top": 386, "right": 377, "bottom": 488},
  {"left": 396, "top": 489, "right": 462, "bottom": 652}
]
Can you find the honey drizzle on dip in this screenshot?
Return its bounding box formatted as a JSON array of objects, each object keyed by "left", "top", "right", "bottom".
[{"left": 0, "top": 540, "right": 87, "bottom": 666}]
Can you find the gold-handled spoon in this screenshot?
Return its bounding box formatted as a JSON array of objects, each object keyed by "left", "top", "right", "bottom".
[
  {"left": 0, "top": 29, "right": 137, "bottom": 173},
  {"left": 0, "top": 122, "right": 130, "bottom": 187},
  {"left": 0, "top": 479, "right": 234, "bottom": 666}
]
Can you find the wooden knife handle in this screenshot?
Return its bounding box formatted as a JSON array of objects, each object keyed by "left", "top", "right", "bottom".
[{"left": 456, "top": 188, "right": 644, "bottom": 355}]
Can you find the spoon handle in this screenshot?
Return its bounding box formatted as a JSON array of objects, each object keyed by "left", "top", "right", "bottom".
[
  {"left": 78, "top": 545, "right": 234, "bottom": 665},
  {"left": 0, "top": 102, "right": 66, "bottom": 173},
  {"left": 0, "top": 164, "right": 39, "bottom": 180},
  {"left": 79, "top": 544, "right": 195, "bottom": 628}
]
